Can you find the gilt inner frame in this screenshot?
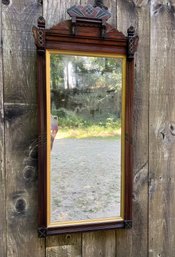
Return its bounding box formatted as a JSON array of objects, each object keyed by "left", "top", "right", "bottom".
[{"left": 46, "top": 49, "right": 127, "bottom": 228}]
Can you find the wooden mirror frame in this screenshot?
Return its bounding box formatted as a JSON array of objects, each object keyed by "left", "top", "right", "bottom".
[{"left": 33, "top": 3, "right": 138, "bottom": 237}]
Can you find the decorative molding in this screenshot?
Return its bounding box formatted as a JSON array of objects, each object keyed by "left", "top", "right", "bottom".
[
  {"left": 67, "top": 3, "right": 111, "bottom": 38},
  {"left": 32, "top": 17, "right": 46, "bottom": 49},
  {"left": 124, "top": 220, "right": 132, "bottom": 229},
  {"left": 67, "top": 4, "right": 111, "bottom": 21},
  {"left": 127, "top": 26, "right": 139, "bottom": 60},
  {"left": 38, "top": 227, "right": 47, "bottom": 238}
]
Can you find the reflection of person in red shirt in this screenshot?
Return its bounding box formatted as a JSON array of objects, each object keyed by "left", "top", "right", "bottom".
[{"left": 51, "top": 115, "right": 58, "bottom": 150}]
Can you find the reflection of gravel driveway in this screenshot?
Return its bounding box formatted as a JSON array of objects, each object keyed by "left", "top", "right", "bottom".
[{"left": 51, "top": 138, "right": 121, "bottom": 223}]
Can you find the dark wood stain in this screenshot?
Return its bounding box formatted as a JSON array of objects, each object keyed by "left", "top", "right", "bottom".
[{"left": 34, "top": 0, "right": 137, "bottom": 236}]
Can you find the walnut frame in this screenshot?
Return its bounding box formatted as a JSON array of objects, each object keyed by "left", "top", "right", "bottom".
[{"left": 33, "top": 7, "right": 138, "bottom": 237}]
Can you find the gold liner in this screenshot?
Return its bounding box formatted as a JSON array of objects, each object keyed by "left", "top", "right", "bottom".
[
  {"left": 121, "top": 57, "right": 126, "bottom": 219},
  {"left": 46, "top": 50, "right": 126, "bottom": 227},
  {"left": 49, "top": 217, "right": 123, "bottom": 228},
  {"left": 46, "top": 50, "right": 51, "bottom": 225}
]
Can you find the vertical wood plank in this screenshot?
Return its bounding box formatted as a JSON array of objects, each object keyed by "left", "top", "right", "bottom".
[
  {"left": 46, "top": 234, "right": 81, "bottom": 257},
  {"left": 44, "top": 0, "right": 82, "bottom": 255},
  {"left": 0, "top": 1, "right": 6, "bottom": 257},
  {"left": 149, "top": 1, "right": 175, "bottom": 256},
  {"left": 82, "top": 231, "right": 116, "bottom": 257},
  {"left": 43, "top": 0, "right": 82, "bottom": 28},
  {"left": 103, "top": 0, "right": 117, "bottom": 25},
  {"left": 116, "top": 1, "right": 150, "bottom": 256},
  {"left": 2, "top": 1, "right": 45, "bottom": 257}
]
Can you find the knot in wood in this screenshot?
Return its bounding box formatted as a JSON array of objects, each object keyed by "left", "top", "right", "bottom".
[
  {"left": 159, "top": 123, "right": 175, "bottom": 143},
  {"left": 38, "top": 0, "right": 43, "bottom": 5},
  {"left": 94, "top": 0, "right": 108, "bottom": 10},
  {"left": 2, "top": 0, "right": 10, "bottom": 5},
  {"left": 23, "top": 166, "right": 37, "bottom": 183},
  {"left": 66, "top": 234, "right": 71, "bottom": 240},
  {"left": 15, "top": 198, "right": 27, "bottom": 213}
]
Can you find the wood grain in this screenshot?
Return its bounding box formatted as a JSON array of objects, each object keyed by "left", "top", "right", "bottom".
[
  {"left": 149, "top": 1, "right": 175, "bottom": 256},
  {"left": 116, "top": 1, "right": 149, "bottom": 256},
  {"left": 0, "top": 2, "right": 6, "bottom": 257},
  {"left": 82, "top": 231, "right": 116, "bottom": 257},
  {"left": 2, "top": 1, "right": 40, "bottom": 103},
  {"left": 46, "top": 234, "right": 81, "bottom": 257},
  {"left": 44, "top": 0, "right": 82, "bottom": 28},
  {"left": 2, "top": 1, "right": 45, "bottom": 257}
]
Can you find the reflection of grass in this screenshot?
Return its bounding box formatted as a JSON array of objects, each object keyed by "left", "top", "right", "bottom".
[
  {"left": 52, "top": 109, "right": 121, "bottom": 139},
  {"left": 56, "top": 126, "right": 121, "bottom": 139}
]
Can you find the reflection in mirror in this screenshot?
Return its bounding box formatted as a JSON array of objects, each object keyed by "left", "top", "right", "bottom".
[{"left": 48, "top": 52, "right": 124, "bottom": 224}]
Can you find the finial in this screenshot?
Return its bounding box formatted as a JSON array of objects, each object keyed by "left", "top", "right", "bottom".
[
  {"left": 37, "top": 16, "right": 45, "bottom": 29},
  {"left": 127, "top": 26, "right": 135, "bottom": 37}
]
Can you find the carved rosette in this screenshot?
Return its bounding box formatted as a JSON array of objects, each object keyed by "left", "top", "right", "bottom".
[
  {"left": 38, "top": 227, "right": 47, "bottom": 238},
  {"left": 127, "top": 26, "right": 139, "bottom": 60},
  {"left": 124, "top": 220, "right": 132, "bottom": 229},
  {"left": 32, "top": 16, "right": 46, "bottom": 51}
]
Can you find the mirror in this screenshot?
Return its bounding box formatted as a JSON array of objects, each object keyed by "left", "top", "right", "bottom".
[
  {"left": 46, "top": 51, "right": 126, "bottom": 226},
  {"left": 33, "top": 3, "right": 138, "bottom": 236}
]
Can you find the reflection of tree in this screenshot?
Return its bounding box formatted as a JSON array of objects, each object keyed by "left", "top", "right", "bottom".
[
  {"left": 71, "top": 92, "right": 101, "bottom": 118},
  {"left": 71, "top": 90, "right": 114, "bottom": 119},
  {"left": 50, "top": 55, "right": 64, "bottom": 90},
  {"left": 51, "top": 55, "right": 122, "bottom": 91},
  {"left": 50, "top": 54, "right": 122, "bottom": 120}
]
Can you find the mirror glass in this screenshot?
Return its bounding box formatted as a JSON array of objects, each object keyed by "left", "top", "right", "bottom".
[{"left": 47, "top": 52, "right": 125, "bottom": 225}]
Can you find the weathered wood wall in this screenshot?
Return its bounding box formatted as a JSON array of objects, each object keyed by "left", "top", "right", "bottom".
[{"left": 0, "top": 0, "right": 175, "bottom": 256}]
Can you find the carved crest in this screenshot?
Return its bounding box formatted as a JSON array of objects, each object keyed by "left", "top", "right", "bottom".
[
  {"left": 32, "top": 4, "right": 138, "bottom": 59},
  {"left": 67, "top": 3, "right": 111, "bottom": 21}
]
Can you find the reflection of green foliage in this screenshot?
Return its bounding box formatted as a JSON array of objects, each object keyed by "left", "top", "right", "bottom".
[
  {"left": 52, "top": 108, "right": 121, "bottom": 129},
  {"left": 52, "top": 108, "right": 85, "bottom": 128},
  {"left": 50, "top": 55, "right": 123, "bottom": 135},
  {"left": 75, "top": 57, "right": 122, "bottom": 92}
]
